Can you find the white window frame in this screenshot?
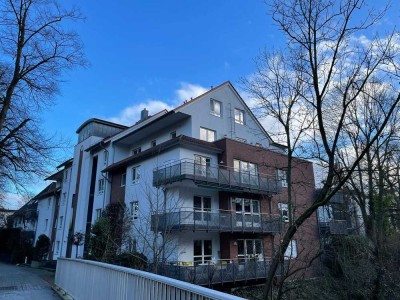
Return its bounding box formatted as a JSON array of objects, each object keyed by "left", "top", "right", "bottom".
[
  {"left": 278, "top": 203, "right": 289, "bottom": 223},
  {"left": 130, "top": 201, "right": 139, "bottom": 220},
  {"left": 284, "top": 240, "right": 297, "bottom": 259},
  {"left": 278, "top": 169, "right": 288, "bottom": 187},
  {"left": 132, "top": 166, "right": 140, "bottom": 183},
  {"left": 98, "top": 178, "right": 105, "bottom": 193},
  {"left": 193, "top": 240, "right": 213, "bottom": 265},
  {"left": 200, "top": 127, "right": 216, "bottom": 142},
  {"left": 237, "top": 239, "right": 263, "bottom": 261},
  {"left": 121, "top": 173, "right": 126, "bottom": 187},
  {"left": 234, "top": 108, "right": 244, "bottom": 125},
  {"left": 210, "top": 98, "right": 222, "bottom": 117}
]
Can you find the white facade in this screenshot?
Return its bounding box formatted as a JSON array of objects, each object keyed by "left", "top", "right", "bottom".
[{"left": 38, "top": 82, "right": 288, "bottom": 262}]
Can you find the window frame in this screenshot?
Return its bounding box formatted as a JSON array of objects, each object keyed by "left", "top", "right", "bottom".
[
  {"left": 210, "top": 98, "right": 222, "bottom": 117},
  {"left": 278, "top": 203, "right": 289, "bottom": 223},
  {"left": 234, "top": 108, "right": 244, "bottom": 125},
  {"left": 98, "top": 178, "right": 105, "bottom": 193},
  {"left": 130, "top": 201, "right": 139, "bottom": 220},
  {"left": 121, "top": 173, "right": 126, "bottom": 187},
  {"left": 284, "top": 240, "right": 297, "bottom": 259},
  {"left": 200, "top": 127, "right": 216, "bottom": 142},
  {"left": 131, "top": 166, "right": 140, "bottom": 183},
  {"left": 278, "top": 169, "right": 288, "bottom": 187}
]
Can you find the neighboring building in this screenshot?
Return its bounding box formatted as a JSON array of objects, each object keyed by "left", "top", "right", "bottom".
[
  {"left": 33, "top": 81, "right": 319, "bottom": 284},
  {"left": 0, "top": 208, "right": 16, "bottom": 228},
  {"left": 11, "top": 198, "right": 38, "bottom": 245}
]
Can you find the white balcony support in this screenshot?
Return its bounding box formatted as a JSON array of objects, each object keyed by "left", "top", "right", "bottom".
[{"left": 55, "top": 258, "right": 245, "bottom": 300}]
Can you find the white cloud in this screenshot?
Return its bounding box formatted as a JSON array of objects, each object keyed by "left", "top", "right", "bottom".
[
  {"left": 108, "top": 82, "right": 208, "bottom": 126},
  {"left": 108, "top": 100, "right": 173, "bottom": 126},
  {"left": 175, "top": 82, "right": 207, "bottom": 102}
]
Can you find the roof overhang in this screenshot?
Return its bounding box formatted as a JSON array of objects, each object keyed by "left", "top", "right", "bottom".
[{"left": 113, "top": 111, "right": 191, "bottom": 146}]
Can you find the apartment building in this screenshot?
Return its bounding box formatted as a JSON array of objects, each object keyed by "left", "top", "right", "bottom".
[{"left": 35, "top": 81, "right": 319, "bottom": 283}]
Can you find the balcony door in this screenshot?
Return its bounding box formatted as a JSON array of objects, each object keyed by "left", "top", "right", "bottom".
[
  {"left": 233, "top": 198, "right": 261, "bottom": 228},
  {"left": 233, "top": 159, "right": 258, "bottom": 186},
  {"left": 194, "top": 196, "right": 211, "bottom": 222},
  {"left": 237, "top": 239, "right": 263, "bottom": 262},
  {"left": 193, "top": 240, "right": 212, "bottom": 265},
  {"left": 194, "top": 155, "right": 210, "bottom": 177}
]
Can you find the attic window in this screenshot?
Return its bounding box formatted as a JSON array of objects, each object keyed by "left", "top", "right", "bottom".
[
  {"left": 210, "top": 99, "right": 222, "bottom": 117},
  {"left": 234, "top": 108, "right": 244, "bottom": 125}
]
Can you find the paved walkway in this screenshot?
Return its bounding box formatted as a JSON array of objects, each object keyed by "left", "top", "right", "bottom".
[{"left": 0, "top": 263, "right": 60, "bottom": 300}]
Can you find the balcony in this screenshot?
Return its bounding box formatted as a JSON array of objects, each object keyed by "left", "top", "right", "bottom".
[
  {"left": 158, "top": 258, "right": 287, "bottom": 286},
  {"left": 152, "top": 209, "right": 281, "bottom": 234},
  {"left": 153, "top": 159, "right": 280, "bottom": 195},
  {"left": 319, "top": 220, "right": 348, "bottom": 235}
]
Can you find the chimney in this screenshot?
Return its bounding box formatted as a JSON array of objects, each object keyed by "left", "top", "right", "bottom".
[{"left": 140, "top": 108, "right": 148, "bottom": 121}]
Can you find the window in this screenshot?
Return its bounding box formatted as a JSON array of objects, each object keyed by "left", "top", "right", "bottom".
[
  {"left": 121, "top": 173, "right": 126, "bottom": 187},
  {"left": 132, "top": 166, "right": 140, "bottom": 183},
  {"left": 193, "top": 240, "right": 212, "bottom": 265},
  {"left": 103, "top": 150, "right": 108, "bottom": 165},
  {"left": 64, "top": 169, "right": 68, "bottom": 182},
  {"left": 132, "top": 147, "right": 141, "bottom": 155},
  {"left": 284, "top": 240, "right": 297, "bottom": 259},
  {"left": 45, "top": 219, "right": 48, "bottom": 230},
  {"left": 98, "top": 178, "right": 105, "bottom": 193},
  {"left": 193, "top": 196, "right": 211, "bottom": 221},
  {"left": 56, "top": 241, "right": 60, "bottom": 253},
  {"left": 194, "top": 155, "right": 211, "bottom": 177},
  {"left": 234, "top": 108, "right": 244, "bottom": 124},
  {"left": 130, "top": 201, "right": 139, "bottom": 220},
  {"left": 59, "top": 216, "right": 63, "bottom": 229},
  {"left": 210, "top": 98, "right": 222, "bottom": 117},
  {"left": 237, "top": 239, "right": 263, "bottom": 262},
  {"left": 170, "top": 131, "right": 176, "bottom": 139},
  {"left": 233, "top": 198, "right": 261, "bottom": 226},
  {"left": 278, "top": 203, "right": 289, "bottom": 223},
  {"left": 200, "top": 127, "right": 216, "bottom": 142},
  {"left": 96, "top": 208, "right": 102, "bottom": 220},
  {"left": 151, "top": 140, "right": 157, "bottom": 147},
  {"left": 278, "top": 169, "right": 288, "bottom": 187},
  {"left": 234, "top": 159, "right": 258, "bottom": 185},
  {"left": 48, "top": 199, "right": 51, "bottom": 208}
]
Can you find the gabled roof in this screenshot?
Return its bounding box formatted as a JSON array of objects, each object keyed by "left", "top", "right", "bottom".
[{"left": 32, "top": 182, "right": 59, "bottom": 200}]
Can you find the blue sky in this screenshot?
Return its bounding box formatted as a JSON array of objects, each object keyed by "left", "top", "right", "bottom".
[
  {"left": 42, "top": 0, "right": 280, "bottom": 144},
  {"left": 5, "top": 0, "right": 399, "bottom": 209}
]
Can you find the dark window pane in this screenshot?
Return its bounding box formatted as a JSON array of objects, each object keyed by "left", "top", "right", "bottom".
[
  {"left": 194, "top": 240, "right": 202, "bottom": 256},
  {"left": 204, "top": 240, "right": 212, "bottom": 256}
]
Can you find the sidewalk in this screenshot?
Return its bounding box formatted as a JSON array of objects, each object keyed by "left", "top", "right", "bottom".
[{"left": 0, "top": 262, "right": 60, "bottom": 300}]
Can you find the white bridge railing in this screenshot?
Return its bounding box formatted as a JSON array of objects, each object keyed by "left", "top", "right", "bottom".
[{"left": 55, "top": 258, "right": 245, "bottom": 300}]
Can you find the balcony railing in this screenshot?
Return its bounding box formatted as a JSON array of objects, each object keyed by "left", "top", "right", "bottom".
[
  {"left": 319, "top": 220, "right": 348, "bottom": 235},
  {"left": 152, "top": 209, "right": 281, "bottom": 233},
  {"left": 158, "top": 258, "right": 287, "bottom": 286},
  {"left": 153, "top": 159, "right": 281, "bottom": 195}
]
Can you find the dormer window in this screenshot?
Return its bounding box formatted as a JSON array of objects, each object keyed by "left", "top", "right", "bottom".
[{"left": 210, "top": 99, "right": 222, "bottom": 117}]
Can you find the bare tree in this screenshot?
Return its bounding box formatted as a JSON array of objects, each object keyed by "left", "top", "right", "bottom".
[
  {"left": 244, "top": 0, "right": 400, "bottom": 298},
  {"left": 132, "top": 181, "right": 181, "bottom": 274},
  {"left": 0, "top": 0, "right": 85, "bottom": 194}
]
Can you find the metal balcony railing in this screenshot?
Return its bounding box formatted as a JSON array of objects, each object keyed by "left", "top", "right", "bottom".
[
  {"left": 151, "top": 209, "right": 281, "bottom": 234},
  {"left": 319, "top": 220, "right": 348, "bottom": 235},
  {"left": 153, "top": 159, "right": 281, "bottom": 195},
  {"left": 158, "top": 257, "right": 288, "bottom": 286}
]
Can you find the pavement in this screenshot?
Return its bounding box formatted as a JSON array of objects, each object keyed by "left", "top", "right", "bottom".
[{"left": 0, "top": 262, "right": 61, "bottom": 300}]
